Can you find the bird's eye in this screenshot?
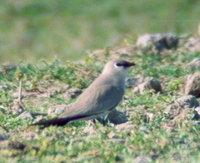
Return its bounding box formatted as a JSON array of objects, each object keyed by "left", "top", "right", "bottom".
[{"left": 115, "top": 63, "right": 122, "bottom": 67}]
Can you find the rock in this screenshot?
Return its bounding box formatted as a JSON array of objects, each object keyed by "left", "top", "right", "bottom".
[
  {"left": 0, "top": 63, "right": 16, "bottom": 73},
  {"left": 63, "top": 87, "right": 82, "bottom": 99},
  {"left": 163, "top": 95, "right": 199, "bottom": 130},
  {"left": 136, "top": 34, "right": 154, "bottom": 48},
  {"left": 164, "top": 95, "right": 199, "bottom": 118},
  {"left": 184, "top": 72, "right": 200, "bottom": 98},
  {"left": 33, "top": 115, "right": 44, "bottom": 124},
  {"left": 125, "top": 75, "right": 145, "bottom": 88},
  {"left": 194, "top": 107, "right": 200, "bottom": 119},
  {"left": 136, "top": 33, "right": 179, "bottom": 53},
  {"left": 0, "top": 138, "right": 25, "bottom": 150},
  {"left": 18, "top": 111, "right": 33, "bottom": 120},
  {"left": 107, "top": 109, "right": 127, "bottom": 124},
  {"left": 133, "top": 155, "right": 152, "bottom": 163},
  {"left": 187, "top": 58, "right": 200, "bottom": 70},
  {"left": 133, "top": 77, "right": 162, "bottom": 93},
  {"left": 145, "top": 112, "right": 154, "bottom": 122},
  {"left": 184, "top": 37, "right": 200, "bottom": 52},
  {"left": 0, "top": 133, "right": 10, "bottom": 141}
]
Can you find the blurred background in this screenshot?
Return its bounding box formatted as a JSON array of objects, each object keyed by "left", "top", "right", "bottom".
[{"left": 0, "top": 0, "right": 200, "bottom": 63}]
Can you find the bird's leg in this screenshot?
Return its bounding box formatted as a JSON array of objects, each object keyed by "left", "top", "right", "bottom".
[{"left": 96, "top": 117, "right": 107, "bottom": 126}]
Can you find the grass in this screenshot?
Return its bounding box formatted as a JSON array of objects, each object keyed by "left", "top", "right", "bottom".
[
  {"left": 0, "top": 1, "right": 200, "bottom": 162},
  {"left": 0, "top": 49, "right": 200, "bottom": 162}
]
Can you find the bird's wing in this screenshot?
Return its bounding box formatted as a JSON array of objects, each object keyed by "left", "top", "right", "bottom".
[
  {"left": 32, "top": 85, "right": 124, "bottom": 127},
  {"left": 59, "top": 84, "right": 124, "bottom": 118}
]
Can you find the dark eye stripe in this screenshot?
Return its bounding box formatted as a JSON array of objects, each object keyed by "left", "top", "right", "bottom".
[
  {"left": 116, "top": 63, "right": 122, "bottom": 66},
  {"left": 115, "top": 61, "right": 135, "bottom": 68}
]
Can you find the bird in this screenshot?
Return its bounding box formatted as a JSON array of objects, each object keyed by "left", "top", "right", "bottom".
[{"left": 32, "top": 59, "right": 135, "bottom": 127}]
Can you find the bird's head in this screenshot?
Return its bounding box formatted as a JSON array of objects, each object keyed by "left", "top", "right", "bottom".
[{"left": 102, "top": 59, "right": 135, "bottom": 77}]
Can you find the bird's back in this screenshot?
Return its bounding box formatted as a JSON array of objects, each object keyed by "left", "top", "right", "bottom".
[{"left": 59, "top": 73, "right": 125, "bottom": 119}]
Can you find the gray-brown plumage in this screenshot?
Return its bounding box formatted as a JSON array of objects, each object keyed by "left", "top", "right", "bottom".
[{"left": 32, "top": 59, "right": 135, "bottom": 127}]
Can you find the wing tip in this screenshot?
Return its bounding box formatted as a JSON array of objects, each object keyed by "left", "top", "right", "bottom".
[{"left": 31, "top": 118, "right": 70, "bottom": 127}]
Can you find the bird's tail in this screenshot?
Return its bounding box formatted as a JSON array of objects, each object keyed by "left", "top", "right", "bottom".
[{"left": 31, "top": 118, "right": 70, "bottom": 127}]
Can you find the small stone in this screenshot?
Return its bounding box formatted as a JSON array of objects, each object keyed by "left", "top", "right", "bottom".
[
  {"left": 18, "top": 111, "right": 33, "bottom": 120},
  {"left": 133, "top": 155, "right": 152, "bottom": 163},
  {"left": 194, "top": 107, "right": 200, "bottom": 119},
  {"left": 136, "top": 33, "right": 179, "bottom": 53},
  {"left": 187, "top": 58, "right": 200, "bottom": 70},
  {"left": 184, "top": 72, "right": 200, "bottom": 97},
  {"left": 133, "top": 77, "right": 162, "bottom": 93},
  {"left": 184, "top": 37, "right": 200, "bottom": 52},
  {"left": 0, "top": 63, "right": 16, "bottom": 73},
  {"left": 33, "top": 115, "right": 44, "bottom": 124},
  {"left": 145, "top": 112, "right": 154, "bottom": 121},
  {"left": 107, "top": 109, "right": 127, "bottom": 124},
  {"left": 0, "top": 138, "right": 25, "bottom": 150},
  {"left": 164, "top": 95, "right": 199, "bottom": 118},
  {"left": 0, "top": 133, "right": 10, "bottom": 141}
]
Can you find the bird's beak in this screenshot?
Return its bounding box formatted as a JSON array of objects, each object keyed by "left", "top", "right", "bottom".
[
  {"left": 130, "top": 62, "right": 136, "bottom": 66},
  {"left": 126, "top": 62, "right": 136, "bottom": 68}
]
